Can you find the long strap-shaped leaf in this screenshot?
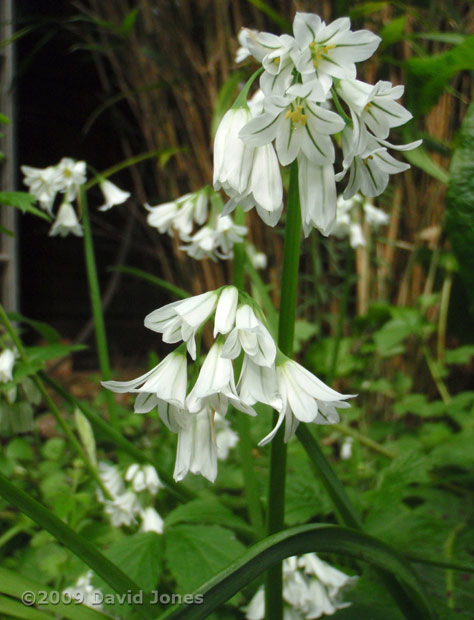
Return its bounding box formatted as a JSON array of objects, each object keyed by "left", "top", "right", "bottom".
[
  {"left": 0, "top": 473, "right": 155, "bottom": 620},
  {"left": 157, "top": 524, "right": 435, "bottom": 620}
]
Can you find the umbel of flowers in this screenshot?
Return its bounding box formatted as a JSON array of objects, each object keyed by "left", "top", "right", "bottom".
[
  {"left": 217, "top": 12, "right": 421, "bottom": 237},
  {"left": 103, "top": 286, "right": 353, "bottom": 482}
]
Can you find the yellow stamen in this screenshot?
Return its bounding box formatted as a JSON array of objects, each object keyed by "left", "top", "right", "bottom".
[{"left": 285, "top": 105, "right": 307, "bottom": 126}]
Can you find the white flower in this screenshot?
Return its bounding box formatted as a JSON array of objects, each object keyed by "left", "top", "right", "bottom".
[
  {"left": 21, "top": 164, "right": 62, "bottom": 214},
  {"left": 139, "top": 507, "right": 164, "bottom": 534},
  {"left": 56, "top": 157, "right": 87, "bottom": 201},
  {"left": 102, "top": 350, "right": 187, "bottom": 412},
  {"left": 222, "top": 304, "right": 276, "bottom": 367},
  {"left": 292, "top": 13, "right": 381, "bottom": 92},
  {"left": 179, "top": 215, "right": 248, "bottom": 261},
  {"left": 214, "top": 412, "right": 239, "bottom": 460},
  {"left": 0, "top": 349, "right": 15, "bottom": 383},
  {"left": 125, "top": 464, "right": 163, "bottom": 495},
  {"left": 245, "top": 586, "right": 265, "bottom": 620},
  {"left": 337, "top": 79, "right": 413, "bottom": 140},
  {"left": 337, "top": 125, "right": 421, "bottom": 200},
  {"left": 340, "top": 436, "right": 354, "bottom": 460},
  {"left": 247, "top": 244, "right": 268, "bottom": 270},
  {"left": 298, "top": 156, "right": 337, "bottom": 237},
  {"left": 173, "top": 406, "right": 218, "bottom": 483},
  {"left": 260, "top": 358, "right": 354, "bottom": 445},
  {"left": 214, "top": 286, "right": 239, "bottom": 336},
  {"left": 144, "top": 291, "right": 218, "bottom": 360},
  {"left": 238, "top": 356, "right": 283, "bottom": 411},
  {"left": 214, "top": 107, "right": 255, "bottom": 196},
  {"left": 363, "top": 202, "right": 389, "bottom": 227},
  {"left": 98, "top": 462, "right": 124, "bottom": 498},
  {"left": 235, "top": 28, "right": 259, "bottom": 63},
  {"left": 145, "top": 189, "right": 208, "bottom": 239},
  {"left": 98, "top": 179, "right": 130, "bottom": 211},
  {"left": 63, "top": 571, "right": 103, "bottom": 609},
  {"left": 104, "top": 490, "right": 140, "bottom": 527},
  {"left": 49, "top": 202, "right": 83, "bottom": 237},
  {"left": 240, "top": 85, "right": 344, "bottom": 167},
  {"left": 186, "top": 340, "right": 256, "bottom": 416},
  {"left": 299, "top": 553, "right": 358, "bottom": 602},
  {"left": 214, "top": 106, "right": 283, "bottom": 226}
]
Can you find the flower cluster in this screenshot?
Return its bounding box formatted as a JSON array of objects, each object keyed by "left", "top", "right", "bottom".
[
  {"left": 245, "top": 553, "right": 358, "bottom": 619},
  {"left": 21, "top": 158, "right": 130, "bottom": 237},
  {"left": 332, "top": 193, "right": 390, "bottom": 249},
  {"left": 214, "top": 12, "right": 421, "bottom": 237},
  {"left": 97, "top": 462, "right": 164, "bottom": 532},
  {"left": 63, "top": 571, "right": 103, "bottom": 610},
  {"left": 103, "top": 287, "right": 353, "bottom": 482},
  {"left": 145, "top": 186, "right": 249, "bottom": 262}
]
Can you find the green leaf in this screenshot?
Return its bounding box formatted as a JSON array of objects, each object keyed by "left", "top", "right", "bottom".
[
  {"left": 402, "top": 144, "right": 449, "bottom": 183},
  {"left": 380, "top": 16, "right": 406, "bottom": 49},
  {"left": 164, "top": 525, "right": 246, "bottom": 593},
  {"left": 159, "top": 524, "right": 434, "bottom": 620},
  {"left": 246, "top": 0, "right": 291, "bottom": 31},
  {"left": 120, "top": 8, "right": 139, "bottom": 35},
  {"left": 93, "top": 533, "right": 163, "bottom": 615},
  {"left": 0, "top": 191, "right": 51, "bottom": 222},
  {"left": 6, "top": 437, "right": 34, "bottom": 461},
  {"left": 0, "top": 224, "right": 14, "bottom": 237},
  {"left": 0, "top": 113, "right": 11, "bottom": 124},
  {"left": 110, "top": 265, "right": 189, "bottom": 300},
  {"left": 446, "top": 101, "right": 474, "bottom": 319},
  {"left": 406, "top": 36, "right": 474, "bottom": 116},
  {"left": 164, "top": 498, "right": 251, "bottom": 535},
  {"left": 6, "top": 312, "right": 61, "bottom": 343}
]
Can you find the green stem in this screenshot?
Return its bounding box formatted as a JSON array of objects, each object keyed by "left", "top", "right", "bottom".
[
  {"left": 265, "top": 161, "right": 302, "bottom": 620},
  {"left": 333, "top": 422, "right": 396, "bottom": 459},
  {"left": 0, "top": 304, "right": 112, "bottom": 500},
  {"left": 437, "top": 270, "right": 453, "bottom": 363},
  {"left": 79, "top": 188, "right": 118, "bottom": 426},
  {"left": 233, "top": 207, "right": 265, "bottom": 539},
  {"left": 422, "top": 342, "right": 451, "bottom": 404},
  {"left": 444, "top": 522, "right": 466, "bottom": 609}
]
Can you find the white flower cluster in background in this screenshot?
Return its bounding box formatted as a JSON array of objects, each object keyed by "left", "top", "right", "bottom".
[
  {"left": 63, "top": 570, "right": 103, "bottom": 610},
  {"left": 96, "top": 461, "right": 164, "bottom": 533},
  {"left": 145, "top": 186, "right": 254, "bottom": 262},
  {"left": 103, "top": 286, "right": 353, "bottom": 483},
  {"left": 332, "top": 193, "right": 390, "bottom": 249},
  {"left": 245, "top": 553, "right": 358, "bottom": 619},
  {"left": 0, "top": 346, "right": 39, "bottom": 434},
  {"left": 21, "top": 158, "right": 130, "bottom": 237},
  {"left": 215, "top": 12, "right": 421, "bottom": 237}
]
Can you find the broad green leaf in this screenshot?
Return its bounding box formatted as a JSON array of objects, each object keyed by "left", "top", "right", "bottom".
[
  {"left": 164, "top": 525, "right": 246, "bottom": 593},
  {"left": 6, "top": 437, "right": 34, "bottom": 461},
  {"left": 446, "top": 100, "right": 474, "bottom": 318},
  {"left": 159, "top": 524, "right": 434, "bottom": 620},
  {"left": 121, "top": 8, "right": 139, "bottom": 35},
  {"left": 0, "top": 594, "right": 53, "bottom": 619},
  {"left": 0, "top": 191, "right": 51, "bottom": 221},
  {"left": 6, "top": 312, "right": 61, "bottom": 343},
  {"left": 164, "top": 498, "right": 251, "bottom": 535},
  {"left": 406, "top": 36, "right": 474, "bottom": 116},
  {"left": 402, "top": 144, "right": 449, "bottom": 183},
  {"left": 380, "top": 16, "right": 406, "bottom": 49}
]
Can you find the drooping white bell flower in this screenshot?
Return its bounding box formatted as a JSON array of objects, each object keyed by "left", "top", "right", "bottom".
[
  {"left": 21, "top": 164, "right": 62, "bottom": 214},
  {"left": 173, "top": 406, "right": 218, "bottom": 483},
  {"left": 179, "top": 215, "right": 248, "bottom": 261},
  {"left": 221, "top": 304, "right": 276, "bottom": 367},
  {"left": 98, "top": 179, "right": 130, "bottom": 211},
  {"left": 292, "top": 13, "right": 381, "bottom": 93},
  {"left": 0, "top": 349, "right": 16, "bottom": 383},
  {"left": 240, "top": 85, "right": 344, "bottom": 167},
  {"left": 145, "top": 189, "right": 209, "bottom": 239},
  {"left": 186, "top": 340, "right": 256, "bottom": 417},
  {"left": 214, "top": 286, "right": 239, "bottom": 336},
  {"left": 56, "top": 157, "right": 87, "bottom": 201},
  {"left": 297, "top": 156, "right": 337, "bottom": 237},
  {"left": 214, "top": 412, "right": 239, "bottom": 460},
  {"left": 298, "top": 553, "right": 358, "bottom": 602},
  {"left": 49, "top": 202, "right": 83, "bottom": 237},
  {"left": 144, "top": 291, "right": 218, "bottom": 360},
  {"left": 259, "top": 358, "right": 354, "bottom": 445},
  {"left": 102, "top": 350, "right": 187, "bottom": 411},
  {"left": 337, "top": 79, "right": 413, "bottom": 140},
  {"left": 238, "top": 356, "right": 283, "bottom": 412},
  {"left": 104, "top": 490, "right": 140, "bottom": 527},
  {"left": 247, "top": 243, "right": 268, "bottom": 270},
  {"left": 139, "top": 507, "right": 164, "bottom": 534},
  {"left": 363, "top": 202, "right": 390, "bottom": 227},
  {"left": 125, "top": 463, "right": 163, "bottom": 495},
  {"left": 63, "top": 571, "right": 103, "bottom": 609},
  {"left": 97, "top": 462, "right": 124, "bottom": 500},
  {"left": 145, "top": 199, "right": 180, "bottom": 235}
]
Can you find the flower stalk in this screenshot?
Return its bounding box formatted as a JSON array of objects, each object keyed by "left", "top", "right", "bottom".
[
  {"left": 265, "top": 160, "right": 302, "bottom": 620},
  {"left": 78, "top": 188, "right": 118, "bottom": 426}
]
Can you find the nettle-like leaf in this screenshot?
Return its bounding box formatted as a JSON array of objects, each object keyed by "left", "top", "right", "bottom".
[
  {"left": 164, "top": 524, "right": 246, "bottom": 594},
  {"left": 164, "top": 498, "right": 251, "bottom": 535}
]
